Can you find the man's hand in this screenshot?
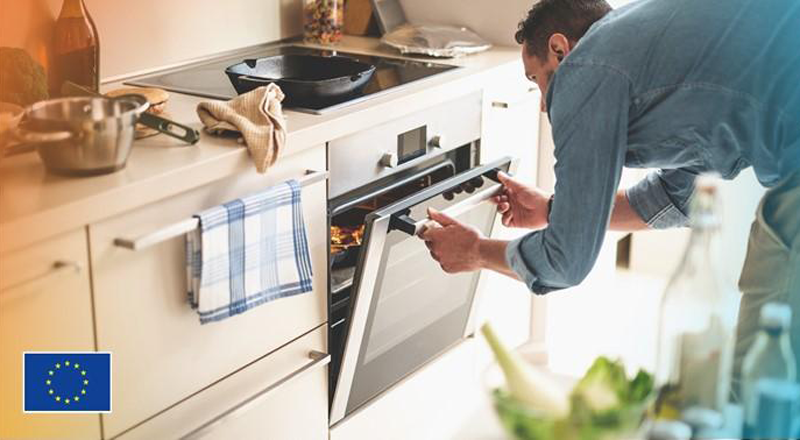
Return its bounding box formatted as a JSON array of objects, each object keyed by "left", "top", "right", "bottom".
[
  {"left": 420, "top": 208, "right": 484, "bottom": 274},
  {"left": 493, "top": 172, "right": 551, "bottom": 230}
]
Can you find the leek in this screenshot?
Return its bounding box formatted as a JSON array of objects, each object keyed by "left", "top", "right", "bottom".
[{"left": 481, "top": 323, "right": 569, "bottom": 418}]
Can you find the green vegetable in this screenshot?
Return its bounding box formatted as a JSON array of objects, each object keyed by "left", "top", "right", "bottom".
[
  {"left": 481, "top": 323, "right": 569, "bottom": 418},
  {"left": 570, "top": 357, "right": 654, "bottom": 429},
  {"left": 482, "top": 324, "right": 655, "bottom": 440},
  {"left": 0, "top": 47, "right": 49, "bottom": 106}
]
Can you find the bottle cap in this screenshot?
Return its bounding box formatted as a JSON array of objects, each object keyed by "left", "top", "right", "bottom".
[
  {"left": 647, "top": 420, "right": 692, "bottom": 440},
  {"left": 681, "top": 406, "right": 724, "bottom": 430},
  {"left": 760, "top": 302, "right": 792, "bottom": 330},
  {"left": 690, "top": 174, "right": 722, "bottom": 229}
]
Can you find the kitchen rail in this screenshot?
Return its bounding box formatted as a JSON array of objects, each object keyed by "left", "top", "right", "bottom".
[{"left": 112, "top": 170, "right": 328, "bottom": 251}]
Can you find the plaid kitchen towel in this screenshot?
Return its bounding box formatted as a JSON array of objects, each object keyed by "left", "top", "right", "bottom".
[{"left": 186, "top": 180, "right": 313, "bottom": 324}]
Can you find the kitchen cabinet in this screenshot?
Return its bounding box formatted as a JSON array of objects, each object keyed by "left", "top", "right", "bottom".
[
  {"left": 476, "top": 62, "right": 541, "bottom": 352},
  {"left": 116, "top": 325, "right": 328, "bottom": 440},
  {"left": 88, "top": 146, "right": 328, "bottom": 438},
  {"left": 0, "top": 229, "right": 101, "bottom": 440}
]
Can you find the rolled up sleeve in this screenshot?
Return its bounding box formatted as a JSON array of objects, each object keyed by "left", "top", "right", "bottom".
[
  {"left": 506, "top": 62, "right": 630, "bottom": 295},
  {"left": 626, "top": 168, "right": 697, "bottom": 229}
]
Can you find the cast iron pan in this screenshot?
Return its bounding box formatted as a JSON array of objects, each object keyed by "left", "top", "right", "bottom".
[{"left": 225, "top": 55, "right": 377, "bottom": 106}]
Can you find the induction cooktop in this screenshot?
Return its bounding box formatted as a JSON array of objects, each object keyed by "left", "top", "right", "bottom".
[{"left": 128, "top": 45, "right": 459, "bottom": 115}]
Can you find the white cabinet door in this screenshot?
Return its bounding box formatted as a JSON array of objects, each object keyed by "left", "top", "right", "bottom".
[
  {"left": 476, "top": 63, "right": 541, "bottom": 351},
  {"left": 89, "top": 146, "right": 328, "bottom": 437},
  {"left": 116, "top": 325, "right": 328, "bottom": 440},
  {"left": 0, "top": 229, "right": 101, "bottom": 440}
]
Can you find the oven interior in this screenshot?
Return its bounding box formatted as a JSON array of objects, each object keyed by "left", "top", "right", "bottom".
[{"left": 327, "top": 144, "right": 478, "bottom": 401}]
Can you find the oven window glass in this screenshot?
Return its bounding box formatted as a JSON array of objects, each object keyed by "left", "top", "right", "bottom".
[{"left": 346, "top": 194, "right": 497, "bottom": 414}]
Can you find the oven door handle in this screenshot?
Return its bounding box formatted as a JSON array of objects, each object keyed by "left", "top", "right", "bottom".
[{"left": 389, "top": 182, "right": 504, "bottom": 236}]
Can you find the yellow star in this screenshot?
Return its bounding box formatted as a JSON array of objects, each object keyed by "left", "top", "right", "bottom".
[
  {"left": 45, "top": 379, "right": 51, "bottom": 385},
  {"left": 48, "top": 389, "right": 53, "bottom": 395},
  {"left": 65, "top": 399, "right": 70, "bottom": 404},
  {"left": 48, "top": 370, "right": 54, "bottom": 376},
  {"left": 55, "top": 363, "right": 60, "bottom": 369},
  {"left": 74, "top": 363, "right": 80, "bottom": 369},
  {"left": 74, "top": 396, "right": 80, "bottom": 402},
  {"left": 81, "top": 370, "right": 86, "bottom": 376},
  {"left": 81, "top": 389, "right": 86, "bottom": 395},
  {"left": 55, "top": 396, "right": 60, "bottom": 401},
  {"left": 83, "top": 379, "right": 88, "bottom": 385},
  {"left": 65, "top": 361, "right": 70, "bottom": 366}
]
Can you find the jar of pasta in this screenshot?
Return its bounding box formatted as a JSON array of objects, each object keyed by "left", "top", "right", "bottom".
[{"left": 303, "top": 0, "right": 344, "bottom": 44}]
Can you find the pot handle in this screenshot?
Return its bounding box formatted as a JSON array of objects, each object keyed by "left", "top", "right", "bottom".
[
  {"left": 137, "top": 112, "right": 201, "bottom": 145},
  {"left": 239, "top": 75, "right": 275, "bottom": 85},
  {"left": 13, "top": 127, "right": 74, "bottom": 144}
]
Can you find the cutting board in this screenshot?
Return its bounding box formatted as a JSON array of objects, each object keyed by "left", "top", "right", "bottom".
[{"left": 344, "top": 0, "right": 379, "bottom": 36}]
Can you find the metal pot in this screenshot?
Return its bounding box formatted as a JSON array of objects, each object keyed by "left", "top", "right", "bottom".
[{"left": 16, "top": 96, "right": 146, "bottom": 176}]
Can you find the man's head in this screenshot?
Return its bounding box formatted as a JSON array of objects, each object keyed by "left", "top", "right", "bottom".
[{"left": 516, "top": 0, "right": 612, "bottom": 110}]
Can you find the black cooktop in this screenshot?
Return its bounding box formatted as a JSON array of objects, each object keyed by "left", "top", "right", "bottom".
[{"left": 128, "top": 45, "right": 459, "bottom": 115}]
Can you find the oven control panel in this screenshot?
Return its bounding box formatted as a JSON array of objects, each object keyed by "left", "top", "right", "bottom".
[{"left": 328, "top": 91, "right": 482, "bottom": 198}]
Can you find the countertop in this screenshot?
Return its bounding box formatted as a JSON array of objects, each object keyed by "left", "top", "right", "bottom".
[{"left": 0, "top": 36, "right": 522, "bottom": 253}]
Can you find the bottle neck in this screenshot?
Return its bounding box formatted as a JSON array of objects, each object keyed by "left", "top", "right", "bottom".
[
  {"left": 59, "top": 0, "right": 86, "bottom": 19},
  {"left": 681, "top": 224, "right": 717, "bottom": 269}
]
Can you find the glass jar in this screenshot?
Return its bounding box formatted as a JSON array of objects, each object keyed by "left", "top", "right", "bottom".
[{"left": 303, "top": 0, "right": 344, "bottom": 44}]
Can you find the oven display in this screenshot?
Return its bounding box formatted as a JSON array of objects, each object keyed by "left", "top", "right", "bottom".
[{"left": 397, "top": 126, "right": 427, "bottom": 164}]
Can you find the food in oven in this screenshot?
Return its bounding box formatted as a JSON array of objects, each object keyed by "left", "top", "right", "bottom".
[{"left": 330, "top": 224, "right": 365, "bottom": 254}]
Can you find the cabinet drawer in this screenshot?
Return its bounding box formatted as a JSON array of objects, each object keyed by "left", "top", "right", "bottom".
[
  {"left": 116, "top": 325, "right": 328, "bottom": 440},
  {"left": 0, "top": 229, "right": 100, "bottom": 439},
  {"left": 88, "top": 147, "right": 328, "bottom": 437}
]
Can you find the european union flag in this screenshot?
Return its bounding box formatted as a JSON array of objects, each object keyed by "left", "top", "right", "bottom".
[{"left": 24, "top": 352, "right": 111, "bottom": 413}]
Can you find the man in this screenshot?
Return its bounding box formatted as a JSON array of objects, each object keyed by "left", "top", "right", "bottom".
[{"left": 422, "top": 0, "right": 800, "bottom": 392}]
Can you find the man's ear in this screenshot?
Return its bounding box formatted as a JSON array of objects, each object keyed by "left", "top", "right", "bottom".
[{"left": 547, "top": 33, "right": 572, "bottom": 63}]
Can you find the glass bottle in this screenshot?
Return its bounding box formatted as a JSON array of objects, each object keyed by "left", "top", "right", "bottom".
[
  {"left": 51, "top": 0, "right": 100, "bottom": 96},
  {"left": 653, "top": 176, "right": 739, "bottom": 418},
  {"left": 741, "top": 302, "right": 796, "bottom": 436}
]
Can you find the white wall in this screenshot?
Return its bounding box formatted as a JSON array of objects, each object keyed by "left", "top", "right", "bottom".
[
  {"left": 1, "top": 0, "right": 302, "bottom": 79},
  {"left": 399, "top": 0, "right": 533, "bottom": 46},
  {"left": 399, "top": 0, "right": 640, "bottom": 47}
]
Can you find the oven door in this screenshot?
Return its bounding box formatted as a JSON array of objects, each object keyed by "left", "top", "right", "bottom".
[{"left": 330, "top": 157, "right": 515, "bottom": 424}]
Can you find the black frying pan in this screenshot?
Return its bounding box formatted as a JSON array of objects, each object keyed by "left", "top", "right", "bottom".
[{"left": 225, "top": 55, "right": 377, "bottom": 106}]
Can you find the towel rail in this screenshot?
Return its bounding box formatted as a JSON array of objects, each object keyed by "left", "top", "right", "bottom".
[{"left": 113, "top": 170, "right": 328, "bottom": 251}]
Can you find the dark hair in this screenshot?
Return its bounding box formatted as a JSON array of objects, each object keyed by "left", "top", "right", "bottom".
[{"left": 515, "top": 0, "right": 612, "bottom": 60}]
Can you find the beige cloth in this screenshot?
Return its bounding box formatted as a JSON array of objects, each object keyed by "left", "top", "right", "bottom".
[{"left": 197, "top": 84, "right": 287, "bottom": 173}]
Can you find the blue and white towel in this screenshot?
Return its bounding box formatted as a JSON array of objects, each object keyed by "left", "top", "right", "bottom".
[{"left": 186, "top": 180, "right": 313, "bottom": 324}]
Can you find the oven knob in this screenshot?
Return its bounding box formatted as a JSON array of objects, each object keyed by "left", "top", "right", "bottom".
[
  {"left": 429, "top": 135, "right": 446, "bottom": 149},
  {"left": 380, "top": 152, "right": 398, "bottom": 168}
]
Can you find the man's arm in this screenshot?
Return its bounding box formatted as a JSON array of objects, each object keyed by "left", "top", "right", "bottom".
[
  {"left": 609, "top": 190, "right": 650, "bottom": 231},
  {"left": 478, "top": 239, "right": 520, "bottom": 279}
]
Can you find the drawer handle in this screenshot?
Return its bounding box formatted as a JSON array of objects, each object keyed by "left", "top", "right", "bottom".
[
  {"left": 180, "top": 350, "right": 330, "bottom": 440},
  {"left": 491, "top": 87, "right": 539, "bottom": 109},
  {"left": 0, "top": 261, "right": 82, "bottom": 303},
  {"left": 113, "top": 170, "right": 328, "bottom": 251}
]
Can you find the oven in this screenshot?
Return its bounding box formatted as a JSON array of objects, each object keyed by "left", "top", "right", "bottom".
[{"left": 326, "top": 91, "right": 516, "bottom": 425}]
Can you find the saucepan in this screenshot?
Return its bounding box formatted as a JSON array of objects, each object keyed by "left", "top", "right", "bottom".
[
  {"left": 61, "top": 81, "right": 201, "bottom": 145},
  {"left": 14, "top": 96, "right": 147, "bottom": 176}
]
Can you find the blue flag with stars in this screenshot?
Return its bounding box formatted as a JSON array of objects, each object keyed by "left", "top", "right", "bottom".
[{"left": 24, "top": 352, "right": 111, "bottom": 412}]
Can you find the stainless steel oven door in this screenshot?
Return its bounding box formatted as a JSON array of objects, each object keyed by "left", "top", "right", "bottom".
[{"left": 330, "top": 157, "right": 515, "bottom": 424}]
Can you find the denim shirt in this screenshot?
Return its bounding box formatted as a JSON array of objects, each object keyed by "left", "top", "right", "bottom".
[{"left": 507, "top": 0, "right": 800, "bottom": 294}]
